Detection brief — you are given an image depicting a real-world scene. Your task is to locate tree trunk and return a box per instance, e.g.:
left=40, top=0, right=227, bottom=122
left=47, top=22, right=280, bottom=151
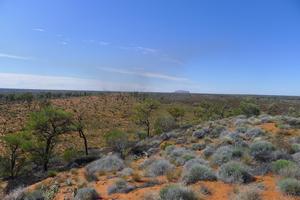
left=43, top=138, right=52, bottom=172
left=146, top=121, right=150, bottom=137
left=79, top=130, right=88, bottom=156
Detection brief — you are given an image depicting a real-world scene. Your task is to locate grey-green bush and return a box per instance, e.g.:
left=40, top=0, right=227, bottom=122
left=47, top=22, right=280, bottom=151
left=182, top=164, right=216, bottom=184
left=107, top=179, right=135, bottom=194
left=74, top=187, right=99, bottom=200
left=278, top=178, right=300, bottom=196
left=146, top=159, right=174, bottom=177
left=159, top=185, right=198, bottom=200
left=232, top=186, right=262, bottom=200
left=165, top=147, right=196, bottom=166
left=250, top=141, right=275, bottom=162
left=218, top=161, right=254, bottom=184
left=211, top=145, right=244, bottom=166
left=86, top=155, right=125, bottom=175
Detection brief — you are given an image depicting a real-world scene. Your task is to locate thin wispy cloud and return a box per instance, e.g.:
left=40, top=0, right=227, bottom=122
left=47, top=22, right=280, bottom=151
left=99, top=41, right=110, bottom=46
left=98, top=67, right=188, bottom=82
left=0, top=53, right=33, bottom=60
left=119, top=45, right=158, bottom=54
left=0, top=73, right=161, bottom=92
left=32, top=28, right=45, bottom=32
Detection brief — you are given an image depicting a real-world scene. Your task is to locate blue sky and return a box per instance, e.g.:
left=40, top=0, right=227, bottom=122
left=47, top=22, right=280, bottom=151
left=0, top=0, right=300, bottom=95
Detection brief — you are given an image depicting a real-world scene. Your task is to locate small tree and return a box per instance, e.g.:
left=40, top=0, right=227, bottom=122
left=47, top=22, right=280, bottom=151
left=72, top=108, right=89, bottom=156
left=239, top=101, right=260, bottom=117
left=133, top=99, right=159, bottom=137
left=27, top=106, right=72, bottom=171
left=167, top=105, right=185, bottom=124
left=0, top=131, right=29, bottom=178
left=104, top=130, right=130, bottom=158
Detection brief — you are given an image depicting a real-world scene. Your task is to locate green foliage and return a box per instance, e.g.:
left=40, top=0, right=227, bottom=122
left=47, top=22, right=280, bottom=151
left=272, top=160, right=296, bottom=174
left=63, top=148, right=83, bottom=163
left=167, top=105, right=185, bottom=123
left=154, top=115, right=177, bottom=134
left=194, top=101, right=235, bottom=121
left=278, top=178, right=300, bottom=196
left=26, top=105, right=73, bottom=171
left=104, top=130, right=130, bottom=158
left=267, top=103, right=281, bottom=116
left=239, top=100, right=260, bottom=117
left=0, top=131, right=31, bottom=178
left=133, top=98, right=159, bottom=137
left=47, top=170, right=58, bottom=177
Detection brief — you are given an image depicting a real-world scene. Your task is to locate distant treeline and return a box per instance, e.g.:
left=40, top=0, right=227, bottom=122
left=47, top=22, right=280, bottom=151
left=0, top=91, right=96, bottom=103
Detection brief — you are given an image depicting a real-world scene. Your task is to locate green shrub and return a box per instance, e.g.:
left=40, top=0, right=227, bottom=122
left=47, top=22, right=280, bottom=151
left=47, top=170, right=58, bottom=178
left=239, top=101, right=260, bottom=117
left=154, top=115, right=177, bottom=135
left=272, top=160, right=296, bottom=173
left=291, top=144, right=300, bottom=153
left=278, top=178, right=300, bottom=196
left=104, top=130, right=130, bottom=158
left=160, top=185, right=198, bottom=200
left=167, top=105, right=185, bottom=123
left=63, top=148, right=83, bottom=163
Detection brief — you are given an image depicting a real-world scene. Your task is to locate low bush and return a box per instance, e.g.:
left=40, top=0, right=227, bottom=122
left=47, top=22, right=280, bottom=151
left=4, top=187, right=25, bottom=200
left=182, top=164, right=217, bottom=184
left=117, top=168, right=134, bottom=177
left=192, top=128, right=209, bottom=139
left=154, top=115, right=177, bottom=134
left=291, top=144, right=300, bottom=153
left=278, top=178, right=300, bottom=196
left=63, top=148, right=83, bottom=163
left=250, top=141, right=275, bottom=162
left=239, top=101, right=260, bottom=117
left=143, top=192, right=160, bottom=200
left=272, top=159, right=297, bottom=174
left=292, top=152, right=300, bottom=164
left=104, top=130, right=131, bottom=158
left=165, top=147, right=196, bottom=166
left=211, top=146, right=245, bottom=166
left=86, top=155, right=125, bottom=175
left=146, top=159, right=174, bottom=177
left=210, top=125, right=226, bottom=138
left=244, top=128, right=264, bottom=139
left=183, top=158, right=208, bottom=170
left=232, top=186, right=262, bottom=200
left=107, top=179, right=135, bottom=194
left=22, top=190, right=44, bottom=200
left=74, top=187, right=99, bottom=200
left=203, top=146, right=215, bottom=158
left=159, top=185, right=198, bottom=200
left=191, top=143, right=206, bottom=151
left=218, top=161, right=254, bottom=184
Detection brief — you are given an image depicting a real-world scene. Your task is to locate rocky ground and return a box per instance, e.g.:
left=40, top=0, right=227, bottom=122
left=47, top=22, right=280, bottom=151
left=3, top=114, right=300, bottom=200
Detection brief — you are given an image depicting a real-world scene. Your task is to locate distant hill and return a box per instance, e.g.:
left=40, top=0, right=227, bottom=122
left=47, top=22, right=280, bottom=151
left=174, top=90, right=190, bottom=94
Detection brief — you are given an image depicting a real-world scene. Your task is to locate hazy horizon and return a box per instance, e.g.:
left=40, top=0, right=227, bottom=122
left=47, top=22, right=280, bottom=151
left=1, top=0, right=300, bottom=95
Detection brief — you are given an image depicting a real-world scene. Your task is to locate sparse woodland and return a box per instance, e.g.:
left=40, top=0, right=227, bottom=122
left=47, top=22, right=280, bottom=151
left=1, top=91, right=300, bottom=200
